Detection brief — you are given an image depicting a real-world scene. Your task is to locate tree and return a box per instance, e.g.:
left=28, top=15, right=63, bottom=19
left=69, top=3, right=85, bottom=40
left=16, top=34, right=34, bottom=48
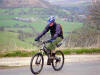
left=88, top=0, right=100, bottom=47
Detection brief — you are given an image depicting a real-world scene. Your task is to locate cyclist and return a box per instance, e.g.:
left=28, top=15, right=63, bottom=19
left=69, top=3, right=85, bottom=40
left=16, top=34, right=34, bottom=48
left=35, top=16, right=64, bottom=65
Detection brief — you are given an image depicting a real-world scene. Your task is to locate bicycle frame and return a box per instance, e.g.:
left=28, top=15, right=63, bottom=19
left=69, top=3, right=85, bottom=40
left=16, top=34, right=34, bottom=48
left=39, top=41, right=50, bottom=56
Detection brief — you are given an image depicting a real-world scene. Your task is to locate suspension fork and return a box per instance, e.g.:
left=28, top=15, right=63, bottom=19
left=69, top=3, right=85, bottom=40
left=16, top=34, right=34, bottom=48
left=35, top=52, right=42, bottom=64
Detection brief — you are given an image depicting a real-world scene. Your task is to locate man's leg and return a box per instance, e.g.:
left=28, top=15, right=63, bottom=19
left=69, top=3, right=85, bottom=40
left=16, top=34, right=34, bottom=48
left=46, top=43, right=54, bottom=65
left=47, top=37, right=62, bottom=57
left=46, top=37, right=62, bottom=65
left=51, top=37, right=62, bottom=57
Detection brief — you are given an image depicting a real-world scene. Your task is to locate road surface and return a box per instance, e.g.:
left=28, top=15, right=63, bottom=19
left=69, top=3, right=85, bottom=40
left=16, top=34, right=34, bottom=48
left=0, top=61, right=100, bottom=75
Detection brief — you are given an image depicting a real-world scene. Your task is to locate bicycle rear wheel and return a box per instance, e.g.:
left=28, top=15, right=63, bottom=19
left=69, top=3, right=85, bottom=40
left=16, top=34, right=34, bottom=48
left=52, top=50, right=64, bottom=71
left=30, top=53, right=44, bottom=74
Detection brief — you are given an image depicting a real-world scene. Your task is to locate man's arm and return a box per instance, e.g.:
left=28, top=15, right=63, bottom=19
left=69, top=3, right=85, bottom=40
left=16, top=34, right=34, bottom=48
left=35, top=25, right=49, bottom=41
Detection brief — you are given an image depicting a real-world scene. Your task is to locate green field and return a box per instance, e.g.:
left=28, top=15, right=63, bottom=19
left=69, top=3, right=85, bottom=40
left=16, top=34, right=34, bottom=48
left=0, top=31, right=36, bottom=51
left=0, top=16, right=83, bottom=33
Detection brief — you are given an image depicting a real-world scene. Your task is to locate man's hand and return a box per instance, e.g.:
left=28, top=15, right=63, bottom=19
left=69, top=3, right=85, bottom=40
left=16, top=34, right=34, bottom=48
left=47, top=39, right=54, bottom=43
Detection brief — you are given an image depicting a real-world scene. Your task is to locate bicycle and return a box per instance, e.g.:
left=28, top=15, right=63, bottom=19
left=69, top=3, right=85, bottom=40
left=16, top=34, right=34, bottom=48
left=30, top=40, right=64, bottom=74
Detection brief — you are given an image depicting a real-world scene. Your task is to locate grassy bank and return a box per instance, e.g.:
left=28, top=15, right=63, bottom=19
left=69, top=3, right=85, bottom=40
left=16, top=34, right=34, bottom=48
left=0, top=50, right=37, bottom=57
left=0, top=48, right=100, bottom=57
left=62, top=48, right=100, bottom=54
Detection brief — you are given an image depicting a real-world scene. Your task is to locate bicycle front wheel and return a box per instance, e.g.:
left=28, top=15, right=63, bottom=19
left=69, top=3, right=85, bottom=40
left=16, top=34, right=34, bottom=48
left=30, top=53, right=44, bottom=74
left=52, top=50, right=64, bottom=71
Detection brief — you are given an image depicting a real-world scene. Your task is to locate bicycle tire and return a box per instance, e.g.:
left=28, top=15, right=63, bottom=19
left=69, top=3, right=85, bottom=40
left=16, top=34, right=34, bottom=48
left=30, top=53, right=44, bottom=74
left=52, top=50, right=64, bottom=71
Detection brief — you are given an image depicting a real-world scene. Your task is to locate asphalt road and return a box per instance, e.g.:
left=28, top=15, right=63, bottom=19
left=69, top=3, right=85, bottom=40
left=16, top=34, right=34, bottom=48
left=0, top=61, right=100, bottom=75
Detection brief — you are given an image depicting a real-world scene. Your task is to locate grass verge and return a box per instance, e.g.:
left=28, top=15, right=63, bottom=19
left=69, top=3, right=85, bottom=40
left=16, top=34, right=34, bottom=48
left=0, top=50, right=38, bottom=57
left=0, top=48, right=100, bottom=57
left=62, top=48, right=100, bottom=54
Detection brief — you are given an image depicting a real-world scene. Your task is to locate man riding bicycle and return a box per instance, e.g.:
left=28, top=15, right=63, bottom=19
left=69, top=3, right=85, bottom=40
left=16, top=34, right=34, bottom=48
left=35, top=16, right=64, bottom=65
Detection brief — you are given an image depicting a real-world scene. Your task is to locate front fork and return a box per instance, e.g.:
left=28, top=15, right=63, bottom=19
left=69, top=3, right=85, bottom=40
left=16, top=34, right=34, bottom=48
left=35, top=53, right=41, bottom=64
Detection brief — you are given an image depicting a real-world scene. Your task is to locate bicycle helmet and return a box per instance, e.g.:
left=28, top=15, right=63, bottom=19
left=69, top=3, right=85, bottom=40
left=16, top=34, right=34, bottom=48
left=48, top=16, right=55, bottom=23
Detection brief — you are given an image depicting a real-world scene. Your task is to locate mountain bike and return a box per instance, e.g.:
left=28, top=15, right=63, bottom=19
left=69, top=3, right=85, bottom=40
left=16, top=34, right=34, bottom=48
left=30, top=41, right=64, bottom=74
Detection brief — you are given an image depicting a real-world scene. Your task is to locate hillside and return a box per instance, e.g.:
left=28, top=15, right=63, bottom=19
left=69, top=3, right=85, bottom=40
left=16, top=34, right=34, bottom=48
left=45, top=0, right=90, bottom=6
left=45, top=0, right=90, bottom=17
left=0, top=0, right=50, bottom=8
left=0, top=0, right=84, bottom=51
